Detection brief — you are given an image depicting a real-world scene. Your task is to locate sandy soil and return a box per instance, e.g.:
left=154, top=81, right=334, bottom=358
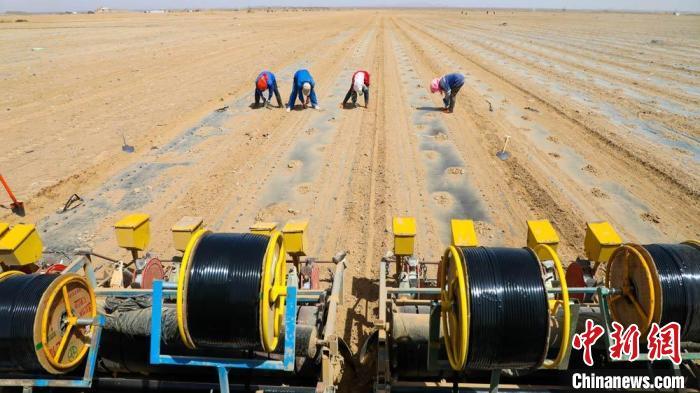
left=1, top=10, right=699, bottom=360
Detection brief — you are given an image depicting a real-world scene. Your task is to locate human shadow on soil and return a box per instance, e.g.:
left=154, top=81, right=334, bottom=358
left=248, top=103, right=277, bottom=110
left=339, top=276, right=379, bottom=392
left=416, top=106, right=445, bottom=112
left=341, top=103, right=364, bottom=110
left=288, top=104, right=316, bottom=111
left=342, top=276, right=378, bottom=348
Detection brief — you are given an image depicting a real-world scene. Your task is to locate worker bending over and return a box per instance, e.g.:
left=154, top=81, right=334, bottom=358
left=287, top=69, right=319, bottom=111
left=430, top=73, right=465, bottom=113
left=341, top=70, right=370, bottom=108
left=254, top=70, right=283, bottom=108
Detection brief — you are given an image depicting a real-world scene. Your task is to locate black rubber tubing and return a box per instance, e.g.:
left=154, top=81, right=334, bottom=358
left=0, top=273, right=59, bottom=371
left=461, top=247, right=550, bottom=370
left=185, top=233, right=270, bottom=349
left=644, top=243, right=700, bottom=341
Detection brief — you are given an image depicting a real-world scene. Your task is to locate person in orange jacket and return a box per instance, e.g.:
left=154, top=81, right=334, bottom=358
left=254, top=71, right=283, bottom=108
left=341, top=70, right=370, bottom=108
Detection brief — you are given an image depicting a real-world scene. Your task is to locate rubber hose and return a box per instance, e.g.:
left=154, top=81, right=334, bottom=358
left=462, top=247, right=549, bottom=370
left=0, top=274, right=59, bottom=371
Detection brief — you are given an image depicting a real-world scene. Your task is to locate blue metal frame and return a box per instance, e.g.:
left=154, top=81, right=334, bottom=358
left=149, top=280, right=298, bottom=392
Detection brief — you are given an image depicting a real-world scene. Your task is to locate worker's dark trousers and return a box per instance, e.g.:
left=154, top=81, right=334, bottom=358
left=342, top=86, right=369, bottom=107
left=445, top=83, right=463, bottom=113
left=255, top=87, right=283, bottom=107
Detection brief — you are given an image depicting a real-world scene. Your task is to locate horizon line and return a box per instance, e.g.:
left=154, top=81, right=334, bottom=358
left=2, top=6, right=698, bottom=14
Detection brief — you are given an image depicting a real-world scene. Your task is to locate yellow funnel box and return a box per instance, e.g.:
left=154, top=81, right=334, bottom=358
left=451, top=219, right=478, bottom=247
left=0, top=224, right=43, bottom=266
left=250, top=222, right=278, bottom=236
left=172, top=216, right=204, bottom=252
left=585, top=221, right=622, bottom=263
left=527, top=220, right=559, bottom=252
left=282, top=220, right=308, bottom=256
left=393, top=217, right=416, bottom=256
left=114, top=213, right=151, bottom=251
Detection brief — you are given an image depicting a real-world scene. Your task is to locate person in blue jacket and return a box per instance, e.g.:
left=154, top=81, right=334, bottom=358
left=430, top=73, right=465, bottom=113
left=287, top=69, right=319, bottom=111
left=254, top=71, right=283, bottom=108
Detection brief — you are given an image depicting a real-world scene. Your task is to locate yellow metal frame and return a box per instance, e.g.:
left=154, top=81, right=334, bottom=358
left=439, top=246, right=469, bottom=370
left=40, top=274, right=96, bottom=371
left=534, top=244, right=570, bottom=369
left=176, top=228, right=209, bottom=349
left=259, top=231, right=287, bottom=352
left=605, top=244, right=656, bottom=335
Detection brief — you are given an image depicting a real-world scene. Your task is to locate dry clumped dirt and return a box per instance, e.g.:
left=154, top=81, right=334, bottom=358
left=1, top=10, right=699, bottom=370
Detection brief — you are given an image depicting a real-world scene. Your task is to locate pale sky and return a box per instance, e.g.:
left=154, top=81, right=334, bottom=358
left=1, top=0, right=698, bottom=13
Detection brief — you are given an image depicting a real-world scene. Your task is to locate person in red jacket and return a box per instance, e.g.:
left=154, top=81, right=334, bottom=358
left=341, top=70, right=370, bottom=108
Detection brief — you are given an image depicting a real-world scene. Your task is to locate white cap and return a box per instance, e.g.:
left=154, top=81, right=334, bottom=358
left=302, top=82, right=311, bottom=96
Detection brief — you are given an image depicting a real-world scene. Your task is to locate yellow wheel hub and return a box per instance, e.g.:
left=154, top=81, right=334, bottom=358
left=176, top=228, right=209, bottom=349
left=439, top=246, right=469, bottom=370
left=534, top=244, right=570, bottom=369
left=259, top=231, right=287, bottom=352
left=606, top=244, right=658, bottom=336
left=35, top=273, right=96, bottom=374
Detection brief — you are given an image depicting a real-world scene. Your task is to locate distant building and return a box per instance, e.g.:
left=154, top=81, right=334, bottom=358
left=145, top=9, right=166, bottom=14
left=95, top=7, right=112, bottom=13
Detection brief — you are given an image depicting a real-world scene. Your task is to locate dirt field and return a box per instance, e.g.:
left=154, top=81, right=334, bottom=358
left=1, top=9, right=699, bottom=353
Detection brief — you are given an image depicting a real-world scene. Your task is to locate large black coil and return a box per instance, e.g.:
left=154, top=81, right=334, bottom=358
left=644, top=243, right=700, bottom=341
left=0, top=273, right=59, bottom=371
left=185, top=232, right=269, bottom=349
left=461, top=247, right=550, bottom=370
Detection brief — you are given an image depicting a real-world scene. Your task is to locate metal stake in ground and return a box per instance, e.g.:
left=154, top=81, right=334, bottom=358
left=121, top=134, right=135, bottom=153
left=496, top=135, right=511, bottom=160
